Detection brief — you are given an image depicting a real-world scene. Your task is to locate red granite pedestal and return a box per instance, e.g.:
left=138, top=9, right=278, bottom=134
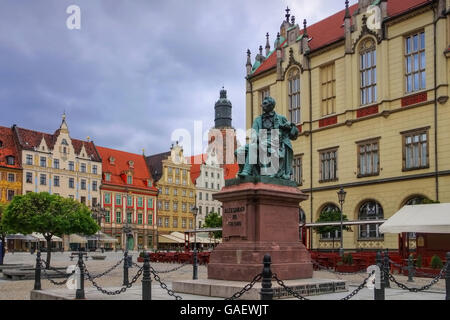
left=208, top=180, right=313, bottom=282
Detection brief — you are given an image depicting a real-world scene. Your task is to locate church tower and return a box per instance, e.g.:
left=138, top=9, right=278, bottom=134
left=208, top=88, right=238, bottom=166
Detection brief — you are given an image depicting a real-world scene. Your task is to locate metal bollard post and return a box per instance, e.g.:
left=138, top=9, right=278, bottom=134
left=383, top=249, right=390, bottom=288
left=407, top=254, right=415, bottom=282
left=75, top=251, right=85, bottom=299
left=260, top=254, right=273, bottom=300
left=445, top=252, right=450, bottom=301
left=123, top=251, right=129, bottom=286
left=142, top=252, right=151, bottom=300
left=193, top=247, right=198, bottom=280
left=34, top=250, right=42, bottom=290
left=374, top=251, right=385, bottom=301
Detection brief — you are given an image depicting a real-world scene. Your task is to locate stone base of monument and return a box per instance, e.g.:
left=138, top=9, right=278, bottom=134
left=172, top=278, right=348, bottom=300
left=208, top=178, right=313, bottom=281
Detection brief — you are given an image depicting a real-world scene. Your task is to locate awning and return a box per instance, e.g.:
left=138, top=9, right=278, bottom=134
left=5, top=234, right=37, bottom=241
left=379, top=204, right=450, bottom=234
left=31, top=233, right=63, bottom=242
left=69, top=234, right=88, bottom=244
left=85, top=232, right=119, bottom=243
left=158, top=234, right=185, bottom=244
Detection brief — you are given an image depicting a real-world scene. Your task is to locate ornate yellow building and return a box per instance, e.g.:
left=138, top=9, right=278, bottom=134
left=245, top=0, right=450, bottom=251
left=146, top=142, right=196, bottom=237
left=0, top=126, right=22, bottom=204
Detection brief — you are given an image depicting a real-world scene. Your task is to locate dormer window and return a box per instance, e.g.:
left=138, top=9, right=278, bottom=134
left=127, top=176, right=133, bottom=184
left=0, top=140, right=3, bottom=148
left=147, top=180, right=152, bottom=187
left=128, top=161, right=134, bottom=168
left=105, top=173, right=111, bottom=182
left=109, top=157, right=115, bottom=164
left=6, top=156, right=15, bottom=165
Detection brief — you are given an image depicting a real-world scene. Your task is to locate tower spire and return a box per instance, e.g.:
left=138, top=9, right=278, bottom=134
left=285, top=6, right=291, bottom=22
left=265, top=33, right=271, bottom=56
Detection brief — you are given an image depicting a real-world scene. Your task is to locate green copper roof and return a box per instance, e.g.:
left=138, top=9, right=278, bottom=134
left=296, top=34, right=304, bottom=42
left=251, top=60, right=261, bottom=73
left=287, top=25, right=298, bottom=32
left=372, top=0, right=381, bottom=5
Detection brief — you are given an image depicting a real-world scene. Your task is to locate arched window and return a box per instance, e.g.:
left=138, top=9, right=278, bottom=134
left=6, top=156, right=15, bottom=165
left=360, top=38, right=377, bottom=105
left=319, top=203, right=341, bottom=240
left=358, top=200, right=383, bottom=239
left=404, top=196, right=429, bottom=206
left=288, top=68, right=301, bottom=124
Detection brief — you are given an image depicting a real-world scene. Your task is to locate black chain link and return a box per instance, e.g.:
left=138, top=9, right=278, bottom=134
left=40, top=261, right=75, bottom=286
left=83, top=262, right=144, bottom=296
left=225, top=273, right=263, bottom=300
left=272, top=274, right=310, bottom=300
left=87, top=258, right=124, bottom=279
left=272, top=271, right=375, bottom=301
left=382, top=262, right=448, bottom=292
left=340, top=271, right=375, bottom=300
left=149, top=266, right=183, bottom=300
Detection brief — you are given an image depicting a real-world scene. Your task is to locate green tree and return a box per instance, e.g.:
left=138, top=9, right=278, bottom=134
left=313, top=209, right=351, bottom=253
left=204, top=211, right=222, bottom=239
left=0, top=203, right=7, bottom=264
left=2, top=192, right=99, bottom=268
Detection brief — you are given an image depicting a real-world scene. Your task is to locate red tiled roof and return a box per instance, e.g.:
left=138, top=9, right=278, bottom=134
left=13, top=126, right=101, bottom=162
left=224, top=163, right=239, bottom=180
left=251, top=0, right=431, bottom=77
left=97, top=146, right=157, bottom=192
left=0, top=126, right=21, bottom=169
left=186, top=154, right=207, bottom=185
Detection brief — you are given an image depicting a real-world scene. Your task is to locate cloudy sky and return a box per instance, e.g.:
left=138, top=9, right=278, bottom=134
left=0, top=0, right=357, bottom=156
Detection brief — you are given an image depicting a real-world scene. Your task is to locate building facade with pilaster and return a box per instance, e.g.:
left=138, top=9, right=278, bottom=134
left=97, top=146, right=158, bottom=251
left=0, top=126, right=22, bottom=205
left=146, top=142, right=196, bottom=237
left=245, top=0, right=450, bottom=252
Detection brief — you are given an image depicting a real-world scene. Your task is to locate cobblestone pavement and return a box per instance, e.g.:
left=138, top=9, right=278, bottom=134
left=0, top=252, right=446, bottom=300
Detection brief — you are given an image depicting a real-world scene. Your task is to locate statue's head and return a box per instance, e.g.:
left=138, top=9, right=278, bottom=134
left=261, top=96, right=276, bottom=113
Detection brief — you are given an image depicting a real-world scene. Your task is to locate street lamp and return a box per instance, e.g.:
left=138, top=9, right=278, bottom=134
left=337, top=187, right=347, bottom=257
left=191, top=205, right=199, bottom=280
left=91, top=203, right=107, bottom=252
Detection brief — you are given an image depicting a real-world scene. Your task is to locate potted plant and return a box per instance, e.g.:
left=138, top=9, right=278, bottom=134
left=415, top=255, right=444, bottom=278
left=335, top=253, right=361, bottom=273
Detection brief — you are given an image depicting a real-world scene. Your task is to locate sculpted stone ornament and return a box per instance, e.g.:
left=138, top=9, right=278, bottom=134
left=236, top=96, right=299, bottom=181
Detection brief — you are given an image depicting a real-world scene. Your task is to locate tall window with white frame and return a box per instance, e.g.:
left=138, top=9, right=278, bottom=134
left=288, top=68, right=301, bottom=124
left=402, top=128, right=429, bottom=170
left=405, top=31, right=425, bottom=93
left=360, top=38, right=377, bottom=105
left=320, top=63, right=336, bottom=116
left=292, top=155, right=302, bottom=185
left=319, top=148, right=338, bottom=182
left=357, top=139, right=380, bottom=177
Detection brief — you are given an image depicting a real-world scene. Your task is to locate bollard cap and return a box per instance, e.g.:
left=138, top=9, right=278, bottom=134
left=263, top=254, right=271, bottom=264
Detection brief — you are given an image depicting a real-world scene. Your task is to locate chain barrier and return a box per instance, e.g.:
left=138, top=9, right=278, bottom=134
left=312, top=260, right=367, bottom=275
left=383, top=262, right=448, bottom=293
left=83, top=262, right=144, bottom=296
left=153, top=262, right=191, bottom=274
left=87, top=258, right=124, bottom=279
left=225, top=273, right=263, bottom=301
left=272, top=271, right=375, bottom=301
left=272, top=274, right=310, bottom=300
left=388, top=259, right=447, bottom=277
left=340, top=271, right=375, bottom=300
left=149, top=266, right=183, bottom=300
left=39, top=261, right=75, bottom=286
